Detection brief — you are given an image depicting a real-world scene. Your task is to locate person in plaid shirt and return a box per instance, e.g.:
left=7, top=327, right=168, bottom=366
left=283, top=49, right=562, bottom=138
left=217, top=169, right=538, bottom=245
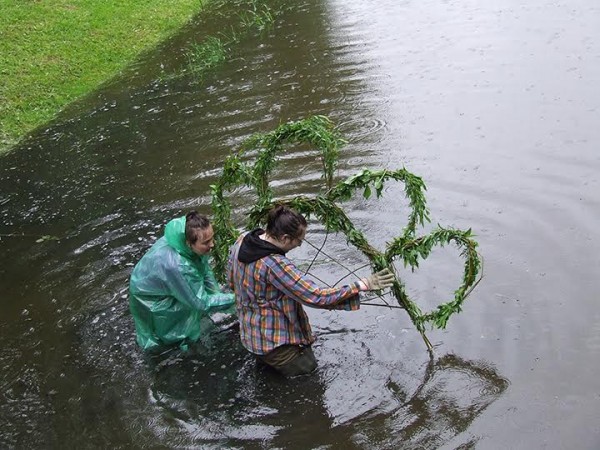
left=227, top=205, right=395, bottom=377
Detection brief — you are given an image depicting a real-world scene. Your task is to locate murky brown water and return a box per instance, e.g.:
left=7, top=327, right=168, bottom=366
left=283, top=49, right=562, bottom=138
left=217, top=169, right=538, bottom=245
left=2, top=0, right=599, bottom=448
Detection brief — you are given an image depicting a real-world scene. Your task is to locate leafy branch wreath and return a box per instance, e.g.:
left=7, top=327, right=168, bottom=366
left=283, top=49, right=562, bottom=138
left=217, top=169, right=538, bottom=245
left=210, top=115, right=482, bottom=351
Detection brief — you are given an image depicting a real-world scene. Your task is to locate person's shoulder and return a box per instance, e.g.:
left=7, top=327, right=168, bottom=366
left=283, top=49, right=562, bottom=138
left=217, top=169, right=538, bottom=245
left=149, top=237, right=174, bottom=253
left=263, top=253, right=293, bottom=270
left=145, top=239, right=181, bottom=264
left=130, top=238, right=178, bottom=280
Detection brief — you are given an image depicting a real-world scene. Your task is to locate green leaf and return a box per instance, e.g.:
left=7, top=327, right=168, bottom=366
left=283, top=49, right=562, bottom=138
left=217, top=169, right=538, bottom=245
left=363, top=185, right=371, bottom=199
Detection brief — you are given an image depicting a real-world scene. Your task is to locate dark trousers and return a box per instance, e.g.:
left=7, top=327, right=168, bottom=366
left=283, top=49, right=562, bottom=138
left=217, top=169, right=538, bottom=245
left=257, top=345, right=317, bottom=377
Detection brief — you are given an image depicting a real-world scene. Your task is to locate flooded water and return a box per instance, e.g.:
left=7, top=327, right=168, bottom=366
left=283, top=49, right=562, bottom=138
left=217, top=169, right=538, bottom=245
left=1, top=0, right=599, bottom=448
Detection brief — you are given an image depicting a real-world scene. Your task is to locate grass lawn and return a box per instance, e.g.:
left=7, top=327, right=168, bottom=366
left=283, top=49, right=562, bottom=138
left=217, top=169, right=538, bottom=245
left=0, top=0, right=206, bottom=152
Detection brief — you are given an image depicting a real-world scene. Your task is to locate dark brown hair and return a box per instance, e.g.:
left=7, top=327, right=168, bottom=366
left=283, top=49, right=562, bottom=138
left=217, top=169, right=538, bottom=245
left=185, top=211, right=211, bottom=244
left=266, top=205, right=307, bottom=240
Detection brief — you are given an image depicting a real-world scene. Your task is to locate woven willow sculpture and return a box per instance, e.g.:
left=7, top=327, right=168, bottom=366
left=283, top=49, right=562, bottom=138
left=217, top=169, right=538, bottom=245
left=210, top=116, right=482, bottom=351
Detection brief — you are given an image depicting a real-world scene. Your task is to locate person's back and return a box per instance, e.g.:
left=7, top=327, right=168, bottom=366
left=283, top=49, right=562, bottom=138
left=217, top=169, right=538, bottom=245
left=129, top=212, right=234, bottom=351
left=227, top=205, right=395, bottom=376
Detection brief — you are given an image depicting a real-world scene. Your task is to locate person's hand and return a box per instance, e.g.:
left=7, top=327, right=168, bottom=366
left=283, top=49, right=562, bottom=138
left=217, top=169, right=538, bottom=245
left=361, top=268, right=396, bottom=291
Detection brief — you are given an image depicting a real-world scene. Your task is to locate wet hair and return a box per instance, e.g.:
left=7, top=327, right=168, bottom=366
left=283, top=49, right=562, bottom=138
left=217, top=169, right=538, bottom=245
left=265, top=205, right=307, bottom=240
left=185, top=211, right=211, bottom=244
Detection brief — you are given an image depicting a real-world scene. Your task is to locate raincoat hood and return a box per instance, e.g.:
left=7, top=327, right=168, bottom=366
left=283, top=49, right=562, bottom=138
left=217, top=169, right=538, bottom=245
left=164, top=216, right=196, bottom=259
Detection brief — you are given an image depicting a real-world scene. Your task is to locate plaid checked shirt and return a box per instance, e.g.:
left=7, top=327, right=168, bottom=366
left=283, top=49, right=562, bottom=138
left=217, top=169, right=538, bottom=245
left=228, top=233, right=361, bottom=355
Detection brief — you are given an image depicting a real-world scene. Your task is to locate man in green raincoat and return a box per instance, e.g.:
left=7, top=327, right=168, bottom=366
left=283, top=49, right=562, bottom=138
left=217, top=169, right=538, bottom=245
left=129, top=211, right=235, bottom=351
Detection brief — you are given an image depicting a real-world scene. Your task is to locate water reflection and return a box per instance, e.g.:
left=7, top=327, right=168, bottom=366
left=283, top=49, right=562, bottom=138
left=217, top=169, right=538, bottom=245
left=0, top=0, right=540, bottom=446
left=345, top=354, right=509, bottom=449
left=136, top=332, right=508, bottom=448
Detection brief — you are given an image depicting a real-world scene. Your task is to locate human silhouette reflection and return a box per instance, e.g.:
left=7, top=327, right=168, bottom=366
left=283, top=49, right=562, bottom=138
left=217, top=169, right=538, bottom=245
left=147, top=325, right=508, bottom=449
left=336, top=353, right=510, bottom=448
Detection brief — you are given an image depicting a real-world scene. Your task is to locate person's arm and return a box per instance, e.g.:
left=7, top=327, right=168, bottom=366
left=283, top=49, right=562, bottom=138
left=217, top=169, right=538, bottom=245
left=266, top=256, right=361, bottom=311
left=164, top=257, right=234, bottom=311
left=203, top=262, right=221, bottom=295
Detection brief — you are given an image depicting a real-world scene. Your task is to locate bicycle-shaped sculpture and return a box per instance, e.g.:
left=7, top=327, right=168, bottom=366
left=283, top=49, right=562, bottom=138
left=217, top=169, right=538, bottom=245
left=210, top=115, right=482, bottom=351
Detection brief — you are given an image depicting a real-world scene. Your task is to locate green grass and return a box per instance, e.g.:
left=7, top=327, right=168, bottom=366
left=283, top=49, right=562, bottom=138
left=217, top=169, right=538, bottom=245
left=181, top=0, right=278, bottom=81
left=0, top=0, right=207, bottom=152
left=186, top=36, right=228, bottom=78
left=239, top=4, right=275, bottom=32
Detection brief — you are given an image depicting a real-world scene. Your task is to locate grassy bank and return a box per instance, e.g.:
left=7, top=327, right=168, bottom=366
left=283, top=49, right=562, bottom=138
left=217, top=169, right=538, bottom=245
left=0, top=0, right=206, bottom=152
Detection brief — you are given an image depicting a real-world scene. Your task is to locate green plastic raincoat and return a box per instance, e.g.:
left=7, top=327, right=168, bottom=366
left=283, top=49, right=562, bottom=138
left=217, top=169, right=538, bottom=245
left=129, top=216, right=234, bottom=351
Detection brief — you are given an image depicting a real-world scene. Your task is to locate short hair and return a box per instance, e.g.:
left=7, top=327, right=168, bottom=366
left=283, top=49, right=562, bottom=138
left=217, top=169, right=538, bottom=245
left=266, top=205, right=307, bottom=240
left=185, top=211, right=211, bottom=244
